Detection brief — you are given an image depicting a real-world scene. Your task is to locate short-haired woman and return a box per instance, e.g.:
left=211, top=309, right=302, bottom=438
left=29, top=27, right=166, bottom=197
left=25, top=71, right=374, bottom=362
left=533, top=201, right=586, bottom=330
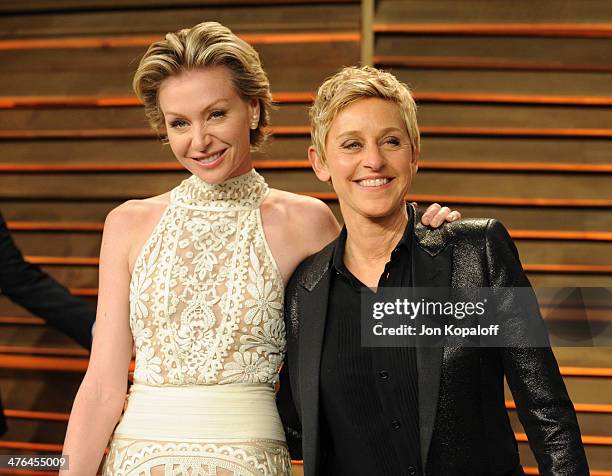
left=282, top=66, right=588, bottom=476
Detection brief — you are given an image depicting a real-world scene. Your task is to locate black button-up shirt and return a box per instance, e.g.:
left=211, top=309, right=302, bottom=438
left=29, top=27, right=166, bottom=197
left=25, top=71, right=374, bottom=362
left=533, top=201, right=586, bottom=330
left=319, top=207, right=422, bottom=476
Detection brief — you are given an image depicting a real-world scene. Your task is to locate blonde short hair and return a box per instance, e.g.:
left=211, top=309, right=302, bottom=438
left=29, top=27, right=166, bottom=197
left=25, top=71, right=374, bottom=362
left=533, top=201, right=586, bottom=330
left=310, top=66, right=420, bottom=162
left=133, top=21, right=272, bottom=149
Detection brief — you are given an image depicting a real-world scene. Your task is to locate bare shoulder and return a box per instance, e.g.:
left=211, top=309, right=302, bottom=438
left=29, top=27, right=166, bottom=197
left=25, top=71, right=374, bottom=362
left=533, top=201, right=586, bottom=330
left=265, top=189, right=336, bottom=225
left=103, top=193, right=171, bottom=270
left=105, top=193, right=169, bottom=233
left=265, top=189, right=340, bottom=252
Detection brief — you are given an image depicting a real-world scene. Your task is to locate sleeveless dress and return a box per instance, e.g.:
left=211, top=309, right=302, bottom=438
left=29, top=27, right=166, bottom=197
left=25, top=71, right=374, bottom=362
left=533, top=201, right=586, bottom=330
left=102, top=170, right=291, bottom=476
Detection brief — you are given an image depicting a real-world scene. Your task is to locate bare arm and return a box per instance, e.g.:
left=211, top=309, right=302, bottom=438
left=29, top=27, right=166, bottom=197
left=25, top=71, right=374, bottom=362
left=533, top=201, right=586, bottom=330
left=61, top=206, right=135, bottom=474
left=300, top=199, right=341, bottom=256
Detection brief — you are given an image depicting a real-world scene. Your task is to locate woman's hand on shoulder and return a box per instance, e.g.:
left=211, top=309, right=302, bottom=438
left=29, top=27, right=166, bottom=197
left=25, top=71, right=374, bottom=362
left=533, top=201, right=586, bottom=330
left=420, top=203, right=462, bottom=228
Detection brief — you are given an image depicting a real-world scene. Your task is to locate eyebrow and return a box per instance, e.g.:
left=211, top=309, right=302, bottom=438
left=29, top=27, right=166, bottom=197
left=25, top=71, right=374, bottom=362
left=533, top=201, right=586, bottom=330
left=335, top=130, right=361, bottom=141
left=334, top=126, right=405, bottom=140
left=379, top=127, right=404, bottom=135
left=164, top=98, right=230, bottom=118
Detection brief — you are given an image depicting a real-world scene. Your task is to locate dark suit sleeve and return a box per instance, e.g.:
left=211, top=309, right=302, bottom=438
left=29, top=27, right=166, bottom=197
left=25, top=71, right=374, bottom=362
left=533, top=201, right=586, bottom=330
left=277, top=360, right=303, bottom=459
left=485, top=219, right=588, bottom=475
left=276, top=268, right=303, bottom=459
left=0, top=213, right=95, bottom=349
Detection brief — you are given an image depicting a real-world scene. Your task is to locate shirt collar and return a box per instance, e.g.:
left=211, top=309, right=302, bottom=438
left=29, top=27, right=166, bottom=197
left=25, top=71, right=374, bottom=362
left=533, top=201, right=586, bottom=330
left=331, top=203, right=414, bottom=275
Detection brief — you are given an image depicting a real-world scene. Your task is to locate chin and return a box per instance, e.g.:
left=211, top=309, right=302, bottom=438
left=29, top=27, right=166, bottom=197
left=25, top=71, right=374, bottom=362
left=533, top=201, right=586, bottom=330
left=187, top=164, right=233, bottom=185
left=356, top=197, right=406, bottom=219
left=363, top=209, right=397, bottom=220
left=343, top=202, right=398, bottom=221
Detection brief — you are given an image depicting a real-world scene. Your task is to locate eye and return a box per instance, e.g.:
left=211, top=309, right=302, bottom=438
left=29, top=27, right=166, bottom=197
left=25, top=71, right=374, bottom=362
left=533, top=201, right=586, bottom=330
left=383, top=137, right=401, bottom=147
left=209, top=110, right=226, bottom=119
left=342, top=141, right=362, bottom=150
left=169, top=119, right=188, bottom=129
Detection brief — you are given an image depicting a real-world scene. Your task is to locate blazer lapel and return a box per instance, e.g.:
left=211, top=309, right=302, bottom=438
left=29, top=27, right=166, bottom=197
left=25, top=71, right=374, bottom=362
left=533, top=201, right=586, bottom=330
left=412, top=241, right=453, bottom=472
left=297, top=247, right=333, bottom=476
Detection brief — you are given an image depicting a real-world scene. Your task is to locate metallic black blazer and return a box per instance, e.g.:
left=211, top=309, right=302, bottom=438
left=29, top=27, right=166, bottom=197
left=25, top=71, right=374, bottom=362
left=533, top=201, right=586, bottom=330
left=280, top=205, right=588, bottom=476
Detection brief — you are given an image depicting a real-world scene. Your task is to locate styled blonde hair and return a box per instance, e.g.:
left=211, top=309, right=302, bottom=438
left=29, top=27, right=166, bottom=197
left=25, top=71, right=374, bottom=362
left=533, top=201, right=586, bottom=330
left=133, top=21, right=272, bottom=149
left=310, top=66, right=420, bottom=162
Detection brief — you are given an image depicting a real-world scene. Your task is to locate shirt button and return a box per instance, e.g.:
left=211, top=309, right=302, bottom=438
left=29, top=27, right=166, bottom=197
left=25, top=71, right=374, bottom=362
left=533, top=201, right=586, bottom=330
left=391, top=420, right=401, bottom=430
left=408, top=465, right=417, bottom=476
left=378, top=370, right=389, bottom=380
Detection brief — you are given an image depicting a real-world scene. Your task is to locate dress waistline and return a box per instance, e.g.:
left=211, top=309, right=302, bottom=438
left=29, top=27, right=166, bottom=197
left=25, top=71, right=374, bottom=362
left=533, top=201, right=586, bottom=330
left=114, top=383, right=286, bottom=442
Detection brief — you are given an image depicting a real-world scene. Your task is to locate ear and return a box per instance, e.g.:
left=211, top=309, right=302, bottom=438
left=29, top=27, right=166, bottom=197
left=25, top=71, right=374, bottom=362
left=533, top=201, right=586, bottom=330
left=411, top=147, right=419, bottom=175
left=159, top=123, right=169, bottom=145
left=308, top=146, right=331, bottom=183
left=249, top=99, right=260, bottom=122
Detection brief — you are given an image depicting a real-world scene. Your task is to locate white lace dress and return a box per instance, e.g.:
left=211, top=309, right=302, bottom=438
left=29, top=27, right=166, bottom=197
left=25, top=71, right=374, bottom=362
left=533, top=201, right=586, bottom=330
left=102, top=170, right=291, bottom=476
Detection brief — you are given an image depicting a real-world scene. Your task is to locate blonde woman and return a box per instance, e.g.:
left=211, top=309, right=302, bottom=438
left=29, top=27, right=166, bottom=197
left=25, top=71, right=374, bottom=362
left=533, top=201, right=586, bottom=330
left=61, top=23, right=459, bottom=475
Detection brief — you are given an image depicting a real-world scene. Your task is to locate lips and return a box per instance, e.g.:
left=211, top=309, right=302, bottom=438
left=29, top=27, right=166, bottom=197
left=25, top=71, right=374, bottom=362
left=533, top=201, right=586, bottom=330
left=355, top=177, right=392, bottom=188
left=190, top=149, right=227, bottom=169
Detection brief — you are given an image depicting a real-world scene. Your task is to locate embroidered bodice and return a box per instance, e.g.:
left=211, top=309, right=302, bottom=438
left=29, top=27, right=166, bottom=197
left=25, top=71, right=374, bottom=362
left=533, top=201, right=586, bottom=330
left=129, top=170, right=285, bottom=386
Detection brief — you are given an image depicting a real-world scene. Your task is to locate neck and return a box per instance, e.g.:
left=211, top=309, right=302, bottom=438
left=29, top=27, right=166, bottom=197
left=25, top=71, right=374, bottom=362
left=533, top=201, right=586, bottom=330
left=343, top=204, right=409, bottom=268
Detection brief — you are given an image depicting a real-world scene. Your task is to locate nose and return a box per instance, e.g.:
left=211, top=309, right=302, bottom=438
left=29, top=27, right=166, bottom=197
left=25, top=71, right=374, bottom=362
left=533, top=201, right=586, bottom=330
left=362, top=144, right=385, bottom=170
left=191, top=123, right=212, bottom=151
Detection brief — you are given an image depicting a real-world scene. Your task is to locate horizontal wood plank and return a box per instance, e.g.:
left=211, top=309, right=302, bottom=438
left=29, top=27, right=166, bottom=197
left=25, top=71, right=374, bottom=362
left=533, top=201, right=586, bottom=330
left=506, top=401, right=612, bottom=414
left=0, top=4, right=360, bottom=38
left=393, top=69, right=612, bottom=97
left=376, top=0, right=612, bottom=25
left=2, top=126, right=612, bottom=140
left=4, top=409, right=69, bottom=423
left=0, top=32, right=360, bottom=51
left=0, top=0, right=359, bottom=14
left=375, top=55, right=612, bottom=73
left=3, top=92, right=612, bottom=108
left=2, top=160, right=611, bottom=174
left=0, top=346, right=87, bottom=356
left=373, top=23, right=612, bottom=38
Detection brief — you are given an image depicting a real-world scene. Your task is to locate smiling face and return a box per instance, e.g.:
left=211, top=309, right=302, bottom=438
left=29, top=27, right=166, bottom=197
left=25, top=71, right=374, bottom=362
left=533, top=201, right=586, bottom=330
left=309, top=97, right=418, bottom=222
left=158, top=66, right=259, bottom=184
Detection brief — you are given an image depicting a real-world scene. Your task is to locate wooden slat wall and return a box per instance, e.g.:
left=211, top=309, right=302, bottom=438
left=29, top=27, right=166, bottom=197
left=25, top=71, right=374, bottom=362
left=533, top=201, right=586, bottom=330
left=0, top=0, right=610, bottom=474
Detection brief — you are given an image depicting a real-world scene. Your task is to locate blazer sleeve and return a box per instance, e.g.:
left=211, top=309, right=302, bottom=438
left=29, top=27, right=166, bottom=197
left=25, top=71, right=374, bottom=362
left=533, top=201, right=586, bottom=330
left=0, top=213, right=96, bottom=349
left=276, top=269, right=303, bottom=459
left=485, top=219, right=589, bottom=475
left=277, top=360, right=303, bottom=459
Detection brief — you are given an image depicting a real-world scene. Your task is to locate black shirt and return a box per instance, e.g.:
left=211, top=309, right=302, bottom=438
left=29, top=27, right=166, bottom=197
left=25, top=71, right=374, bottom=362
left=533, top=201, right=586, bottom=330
left=319, top=207, right=421, bottom=476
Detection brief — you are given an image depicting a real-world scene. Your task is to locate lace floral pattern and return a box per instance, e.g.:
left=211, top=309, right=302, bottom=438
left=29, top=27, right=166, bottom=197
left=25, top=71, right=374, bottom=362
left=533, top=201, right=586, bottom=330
left=129, top=170, right=285, bottom=386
